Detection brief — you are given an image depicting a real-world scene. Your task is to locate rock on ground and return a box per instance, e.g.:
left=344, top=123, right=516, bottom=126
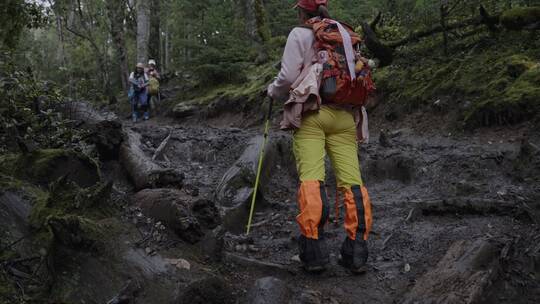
left=173, top=102, right=198, bottom=118
left=132, top=188, right=220, bottom=243
left=85, top=120, right=125, bottom=160
left=14, top=149, right=100, bottom=187
left=246, top=276, right=291, bottom=304
left=0, top=191, right=32, bottom=254
left=402, top=239, right=501, bottom=304
left=175, top=277, right=234, bottom=304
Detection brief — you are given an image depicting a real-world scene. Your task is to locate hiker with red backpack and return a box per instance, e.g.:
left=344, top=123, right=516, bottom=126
left=267, top=0, right=375, bottom=273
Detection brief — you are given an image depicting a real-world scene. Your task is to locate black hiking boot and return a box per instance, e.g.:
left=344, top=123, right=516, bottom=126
left=339, top=237, right=368, bottom=274
left=298, top=235, right=329, bottom=273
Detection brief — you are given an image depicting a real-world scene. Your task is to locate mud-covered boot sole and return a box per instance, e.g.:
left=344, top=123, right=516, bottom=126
left=303, top=264, right=327, bottom=273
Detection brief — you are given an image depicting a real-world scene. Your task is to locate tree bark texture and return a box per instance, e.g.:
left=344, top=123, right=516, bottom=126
left=106, top=0, right=129, bottom=92
left=136, top=0, right=151, bottom=64
left=244, top=0, right=270, bottom=63
left=149, top=0, right=161, bottom=63
left=440, top=1, right=449, bottom=55
left=243, top=0, right=258, bottom=43
left=361, top=22, right=394, bottom=67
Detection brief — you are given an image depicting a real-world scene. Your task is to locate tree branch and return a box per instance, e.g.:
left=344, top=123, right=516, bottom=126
left=369, top=11, right=382, bottom=32
left=361, top=22, right=394, bottom=67
left=479, top=5, right=500, bottom=32
left=387, top=16, right=482, bottom=48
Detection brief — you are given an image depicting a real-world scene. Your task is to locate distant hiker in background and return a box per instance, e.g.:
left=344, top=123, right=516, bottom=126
left=128, top=62, right=149, bottom=122
left=147, top=59, right=160, bottom=80
left=146, top=59, right=161, bottom=115
left=267, top=0, right=375, bottom=273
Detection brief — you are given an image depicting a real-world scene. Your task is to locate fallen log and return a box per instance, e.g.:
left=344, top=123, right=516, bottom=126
left=402, top=239, right=500, bottom=304
left=60, top=101, right=124, bottom=160
left=120, top=129, right=184, bottom=190
left=152, top=129, right=172, bottom=161
left=60, top=101, right=117, bottom=124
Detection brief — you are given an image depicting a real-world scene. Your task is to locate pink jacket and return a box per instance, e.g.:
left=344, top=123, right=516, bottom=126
left=267, top=27, right=369, bottom=143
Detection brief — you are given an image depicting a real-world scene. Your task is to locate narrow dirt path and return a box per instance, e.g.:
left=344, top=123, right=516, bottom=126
left=120, top=113, right=539, bottom=303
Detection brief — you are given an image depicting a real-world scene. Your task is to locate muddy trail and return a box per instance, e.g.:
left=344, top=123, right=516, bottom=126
left=110, top=105, right=539, bottom=303
left=2, top=99, right=539, bottom=304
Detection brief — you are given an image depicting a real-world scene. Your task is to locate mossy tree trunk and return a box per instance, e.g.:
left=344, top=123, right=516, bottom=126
left=440, top=1, right=449, bottom=56
left=148, top=0, right=161, bottom=64
left=243, top=0, right=270, bottom=64
left=500, top=6, right=540, bottom=30
left=136, top=0, right=150, bottom=64
left=106, top=0, right=129, bottom=92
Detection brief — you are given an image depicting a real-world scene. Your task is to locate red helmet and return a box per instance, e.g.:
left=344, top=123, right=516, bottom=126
left=294, top=0, right=328, bottom=12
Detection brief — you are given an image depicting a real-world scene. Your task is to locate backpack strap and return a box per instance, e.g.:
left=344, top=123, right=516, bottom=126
left=296, top=24, right=313, bottom=30
left=326, top=19, right=357, bottom=81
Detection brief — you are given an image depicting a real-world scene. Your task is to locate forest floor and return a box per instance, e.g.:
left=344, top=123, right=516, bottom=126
left=101, top=100, right=540, bottom=303
left=2, top=90, right=539, bottom=303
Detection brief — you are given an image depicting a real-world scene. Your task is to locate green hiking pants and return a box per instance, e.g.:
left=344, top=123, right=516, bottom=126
left=293, top=105, right=363, bottom=188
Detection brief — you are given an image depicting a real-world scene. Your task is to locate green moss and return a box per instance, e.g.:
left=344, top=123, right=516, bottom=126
left=0, top=150, right=71, bottom=178
left=254, top=0, right=271, bottom=43
left=29, top=178, right=112, bottom=229
left=0, top=273, right=18, bottom=304
left=29, top=183, right=112, bottom=253
left=0, top=154, right=18, bottom=176
left=0, top=173, right=23, bottom=191
left=501, top=7, right=540, bottom=30
left=47, top=214, right=106, bottom=251
left=463, top=60, right=540, bottom=126
left=25, top=149, right=67, bottom=178
left=0, top=149, right=101, bottom=188
left=20, top=149, right=93, bottom=180
left=374, top=31, right=540, bottom=128
left=176, top=60, right=276, bottom=111
left=505, top=64, right=540, bottom=102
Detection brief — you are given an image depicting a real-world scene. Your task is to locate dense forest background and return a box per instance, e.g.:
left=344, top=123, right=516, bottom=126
left=1, top=0, right=539, bottom=133
left=0, top=1, right=535, bottom=93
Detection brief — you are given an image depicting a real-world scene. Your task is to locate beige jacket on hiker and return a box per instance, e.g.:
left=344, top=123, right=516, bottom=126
left=267, top=27, right=369, bottom=143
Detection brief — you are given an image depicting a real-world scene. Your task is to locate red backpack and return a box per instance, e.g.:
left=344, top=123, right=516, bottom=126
left=305, top=18, right=375, bottom=106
